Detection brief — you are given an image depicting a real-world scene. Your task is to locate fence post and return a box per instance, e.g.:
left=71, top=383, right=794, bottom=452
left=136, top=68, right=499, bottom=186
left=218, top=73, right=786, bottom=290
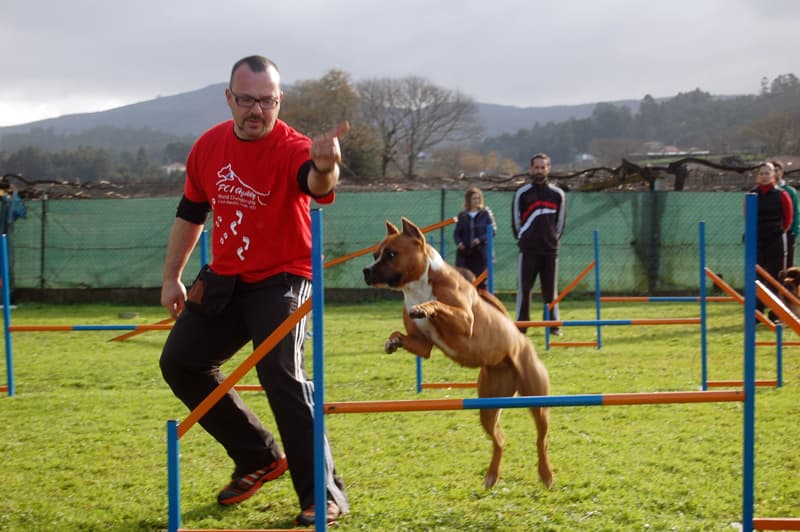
left=39, top=195, right=47, bottom=289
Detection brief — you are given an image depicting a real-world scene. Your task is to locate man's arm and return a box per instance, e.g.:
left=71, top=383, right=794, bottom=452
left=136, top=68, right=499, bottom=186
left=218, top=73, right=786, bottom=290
left=556, top=188, right=567, bottom=238
left=307, top=121, right=350, bottom=196
left=781, top=189, right=794, bottom=233
left=161, top=218, right=204, bottom=318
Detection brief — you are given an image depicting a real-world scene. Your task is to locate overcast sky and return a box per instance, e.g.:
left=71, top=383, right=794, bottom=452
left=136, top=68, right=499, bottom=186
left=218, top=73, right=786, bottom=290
left=1, top=0, right=798, bottom=127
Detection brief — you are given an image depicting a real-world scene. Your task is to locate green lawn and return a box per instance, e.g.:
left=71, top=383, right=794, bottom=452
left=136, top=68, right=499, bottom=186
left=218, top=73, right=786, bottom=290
left=0, top=299, right=797, bottom=531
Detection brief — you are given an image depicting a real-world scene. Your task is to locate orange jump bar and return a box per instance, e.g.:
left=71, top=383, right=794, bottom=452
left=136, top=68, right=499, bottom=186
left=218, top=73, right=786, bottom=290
left=752, top=517, right=800, bottom=530
left=706, top=380, right=777, bottom=388
left=324, top=390, right=743, bottom=414
left=9, top=324, right=174, bottom=332
left=323, top=217, right=456, bottom=268
left=705, top=268, right=776, bottom=331
left=421, top=382, right=477, bottom=389
left=517, top=318, right=700, bottom=328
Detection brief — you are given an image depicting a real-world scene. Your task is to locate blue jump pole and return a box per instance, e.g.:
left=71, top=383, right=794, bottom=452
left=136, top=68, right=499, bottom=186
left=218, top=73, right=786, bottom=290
left=486, top=228, right=494, bottom=294
left=742, top=193, right=756, bottom=531
left=593, top=230, right=602, bottom=349
left=700, top=221, right=708, bottom=391
left=166, top=419, right=181, bottom=532
left=200, top=228, right=209, bottom=267
left=776, top=324, right=783, bottom=388
left=1, top=234, right=14, bottom=396
left=311, top=208, right=328, bottom=532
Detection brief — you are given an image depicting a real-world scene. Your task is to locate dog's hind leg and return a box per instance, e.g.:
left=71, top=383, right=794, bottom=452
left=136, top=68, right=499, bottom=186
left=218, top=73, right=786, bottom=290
left=510, top=346, right=554, bottom=488
left=477, top=363, right=517, bottom=488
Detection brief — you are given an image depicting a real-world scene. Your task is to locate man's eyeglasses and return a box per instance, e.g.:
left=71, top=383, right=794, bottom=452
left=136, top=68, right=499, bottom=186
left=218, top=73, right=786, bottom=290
left=230, top=91, right=280, bottom=110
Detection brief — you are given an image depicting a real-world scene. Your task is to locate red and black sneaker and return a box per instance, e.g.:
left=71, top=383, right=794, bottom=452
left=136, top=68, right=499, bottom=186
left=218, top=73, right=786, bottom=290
left=216, top=455, right=288, bottom=506
left=294, top=500, right=342, bottom=527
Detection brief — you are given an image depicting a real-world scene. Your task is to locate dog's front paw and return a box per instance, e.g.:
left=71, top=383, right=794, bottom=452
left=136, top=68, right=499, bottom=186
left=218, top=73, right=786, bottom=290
left=385, top=335, right=402, bottom=354
left=409, top=304, right=432, bottom=319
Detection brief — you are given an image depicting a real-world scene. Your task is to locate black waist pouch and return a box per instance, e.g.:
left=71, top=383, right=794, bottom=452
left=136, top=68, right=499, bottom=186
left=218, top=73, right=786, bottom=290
left=185, top=265, right=237, bottom=317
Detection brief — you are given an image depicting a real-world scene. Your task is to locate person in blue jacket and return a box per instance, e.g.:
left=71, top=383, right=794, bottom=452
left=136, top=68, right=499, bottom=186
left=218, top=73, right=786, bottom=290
left=454, top=186, right=496, bottom=289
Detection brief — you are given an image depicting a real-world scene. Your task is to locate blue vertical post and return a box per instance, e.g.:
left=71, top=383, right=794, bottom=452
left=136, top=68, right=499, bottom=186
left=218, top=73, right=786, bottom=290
left=543, top=303, right=551, bottom=350
left=416, top=357, right=423, bottom=394
left=440, top=187, right=447, bottom=258
left=742, top=193, right=756, bottom=532
left=200, top=229, right=209, bottom=267
left=311, top=209, right=327, bottom=532
left=166, top=420, right=181, bottom=532
left=593, top=230, right=602, bottom=349
left=699, top=222, right=708, bottom=390
left=1, top=234, right=14, bottom=396
left=775, top=324, right=783, bottom=388
left=486, top=228, right=494, bottom=294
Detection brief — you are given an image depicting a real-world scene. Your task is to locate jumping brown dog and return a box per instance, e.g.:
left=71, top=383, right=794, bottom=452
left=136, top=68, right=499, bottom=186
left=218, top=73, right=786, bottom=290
left=362, top=217, right=553, bottom=489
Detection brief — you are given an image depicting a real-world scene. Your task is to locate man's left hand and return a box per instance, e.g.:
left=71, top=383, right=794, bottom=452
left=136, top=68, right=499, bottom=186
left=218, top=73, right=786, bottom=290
left=310, top=121, right=350, bottom=172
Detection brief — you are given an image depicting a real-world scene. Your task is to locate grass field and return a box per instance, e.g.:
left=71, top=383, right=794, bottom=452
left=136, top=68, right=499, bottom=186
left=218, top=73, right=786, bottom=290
left=0, top=299, right=798, bottom=531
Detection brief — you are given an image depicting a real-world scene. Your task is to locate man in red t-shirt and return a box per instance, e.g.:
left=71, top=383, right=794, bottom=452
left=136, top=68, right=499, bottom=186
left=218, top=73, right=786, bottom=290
left=159, top=55, right=348, bottom=526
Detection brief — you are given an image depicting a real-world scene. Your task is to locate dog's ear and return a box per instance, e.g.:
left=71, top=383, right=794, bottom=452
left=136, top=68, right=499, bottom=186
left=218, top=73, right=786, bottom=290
left=386, top=220, right=400, bottom=235
left=400, top=217, right=425, bottom=242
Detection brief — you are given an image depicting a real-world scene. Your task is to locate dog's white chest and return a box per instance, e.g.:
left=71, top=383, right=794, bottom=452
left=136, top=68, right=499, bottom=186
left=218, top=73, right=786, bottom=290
left=402, top=279, right=460, bottom=358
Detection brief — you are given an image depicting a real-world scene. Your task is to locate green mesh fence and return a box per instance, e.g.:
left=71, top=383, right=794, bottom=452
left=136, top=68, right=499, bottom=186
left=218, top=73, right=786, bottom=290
left=9, top=191, right=747, bottom=294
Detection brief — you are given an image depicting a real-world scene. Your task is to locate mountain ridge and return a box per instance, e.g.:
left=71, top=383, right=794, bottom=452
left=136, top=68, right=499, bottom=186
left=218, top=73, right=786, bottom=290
left=0, top=83, right=646, bottom=143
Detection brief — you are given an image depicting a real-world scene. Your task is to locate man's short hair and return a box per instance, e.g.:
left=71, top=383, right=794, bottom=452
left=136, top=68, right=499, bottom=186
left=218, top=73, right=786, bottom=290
left=530, top=153, right=551, bottom=166
left=772, top=159, right=784, bottom=171
left=230, top=55, right=279, bottom=85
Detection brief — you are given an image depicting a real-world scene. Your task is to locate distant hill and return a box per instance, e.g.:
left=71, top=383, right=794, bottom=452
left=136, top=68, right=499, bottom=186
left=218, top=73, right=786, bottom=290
left=476, top=100, right=641, bottom=138
left=0, top=83, right=231, bottom=140
left=0, top=83, right=643, bottom=145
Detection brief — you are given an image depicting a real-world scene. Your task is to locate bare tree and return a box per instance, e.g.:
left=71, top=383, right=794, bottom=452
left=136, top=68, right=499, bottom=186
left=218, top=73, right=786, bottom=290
left=282, top=69, right=380, bottom=178
left=358, top=76, right=481, bottom=178
left=356, top=78, right=409, bottom=178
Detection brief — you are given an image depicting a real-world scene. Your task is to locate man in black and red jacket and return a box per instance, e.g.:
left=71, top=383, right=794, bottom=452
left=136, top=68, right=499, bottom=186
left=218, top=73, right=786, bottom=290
left=512, top=153, right=567, bottom=336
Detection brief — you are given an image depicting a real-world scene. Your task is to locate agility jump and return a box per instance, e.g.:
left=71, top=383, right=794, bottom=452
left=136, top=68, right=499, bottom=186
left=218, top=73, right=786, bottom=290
left=164, top=194, right=790, bottom=530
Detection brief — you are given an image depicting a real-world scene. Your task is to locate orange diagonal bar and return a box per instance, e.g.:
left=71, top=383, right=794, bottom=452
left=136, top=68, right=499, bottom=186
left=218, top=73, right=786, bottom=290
left=178, top=298, right=312, bottom=439
left=549, top=261, right=595, bottom=310
left=704, top=268, right=744, bottom=303
left=756, top=264, right=800, bottom=312
left=756, top=280, right=800, bottom=335
left=110, top=317, right=175, bottom=342
left=323, top=217, right=457, bottom=268
left=473, top=269, right=488, bottom=287
left=705, top=268, right=776, bottom=331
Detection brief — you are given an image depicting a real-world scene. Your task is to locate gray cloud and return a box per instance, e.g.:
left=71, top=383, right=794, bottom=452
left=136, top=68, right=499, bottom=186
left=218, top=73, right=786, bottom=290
left=0, top=0, right=797, bottom=126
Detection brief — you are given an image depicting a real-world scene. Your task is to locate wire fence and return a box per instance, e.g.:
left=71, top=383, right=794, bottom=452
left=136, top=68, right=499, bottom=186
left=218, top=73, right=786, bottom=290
left=9, top=190, right=748, bottom=295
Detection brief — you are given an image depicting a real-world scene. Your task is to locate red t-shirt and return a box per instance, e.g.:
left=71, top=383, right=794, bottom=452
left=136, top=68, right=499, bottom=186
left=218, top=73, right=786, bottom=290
left=184, top=119, right=334, bottom=282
